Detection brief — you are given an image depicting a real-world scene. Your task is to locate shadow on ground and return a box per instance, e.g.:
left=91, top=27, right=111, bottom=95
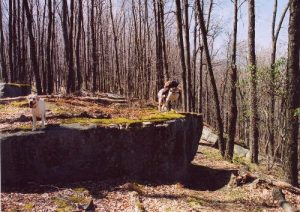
left=182, top=164, right=235, bottom=191
left=1, top=162, right=235, bottom=195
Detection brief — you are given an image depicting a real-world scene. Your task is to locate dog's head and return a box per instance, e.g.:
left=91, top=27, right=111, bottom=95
left=169, top=87, right=180, bottom=94
left=28, top=95, right=40, bottom=108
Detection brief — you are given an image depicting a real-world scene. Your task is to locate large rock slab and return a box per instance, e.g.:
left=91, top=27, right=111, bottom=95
left=0, top=83, right=31, bottom=98
left=1, top=113, right=203, bottom=189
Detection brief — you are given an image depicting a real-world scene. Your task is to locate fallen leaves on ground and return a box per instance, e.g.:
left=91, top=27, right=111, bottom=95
left=2, top=144, right=299, bottom=212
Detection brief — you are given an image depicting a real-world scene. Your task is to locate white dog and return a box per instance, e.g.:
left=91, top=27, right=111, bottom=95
left=158, top=87, right=181, bottom=112
left=158, top=88, right=167, bottom=112
left=28, top=95, right=46, bottom=131
left=165, top=87, right=181, bottom=111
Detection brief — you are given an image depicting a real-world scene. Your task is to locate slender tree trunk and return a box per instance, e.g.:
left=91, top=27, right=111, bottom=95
left=76, top=0, right=83, bottom=91
left=23, top=0, right=42, bottom=94
left=46, top=0, right=53, bottom=94
left=269, top=0, right=290, bottom=157
left=184, top=0, right=193, bottom=112
left=159, top=0, right=169, bottom=82
left=248, top=0, right=259, bottom=164
left=9, top=0, right=14, bottom=82
left=109, top=0, right=122, bottom=94
left=196, top=0, right=225, bottom=156
left=91, top=0, right=97, bottom=92
left=175, top=0, right=187, bottom=112
left=284, top=0, right=300, bottom=187
left=225, top=0, right=238, bottom=161
left=67, top=0, right=75, bottom=93
left=0, top=0, right=8, bottom=82
left=153, top=0, right=164, bottom=92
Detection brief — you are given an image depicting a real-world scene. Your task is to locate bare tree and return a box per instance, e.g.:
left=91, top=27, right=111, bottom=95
left=268, top=0, right=290, bottom=156
left=175, top=0, right=187, bottom=112
left=196, top=0, right=225, bottom=156
left=0, top=0, right=8, bottom=83
left=23, top=0, right=42, bottom=94
left=248, top=0, right=259, bottom=164
left=225, top=0, right=238, bottom=161
left=284, top=0, right=300, bottom=187
left=46, top=0, right=53, bottom=94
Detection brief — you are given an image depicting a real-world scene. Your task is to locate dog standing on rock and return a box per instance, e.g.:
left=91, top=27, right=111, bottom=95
left=158, top=80, right=181, bottom=112
left=28, top=95, right=46, bottom=131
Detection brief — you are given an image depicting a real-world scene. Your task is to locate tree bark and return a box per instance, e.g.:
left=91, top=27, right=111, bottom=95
left=23, top=0, right=42, bottom=94
left=225, top=0, right=238, bottom=161
left=284, top=0, right=300, bottom=187
left=0, top=0, right=8, bottom=83
left=248, top=0, right=259, bottom=164
left=269, top=0, right=290, bottom=157
left=109, top=0, right=122, bottom=94
left=76, top=0, right=83, bottom=91
left=196, top=0, right=225, bottom=156
left=67, top=0, right=75, bottom=93
left=175, top=0, right=187, bottom=112
left=46, top=0, right=53, bottom=94
left=184, top=0, right=193, bottom=112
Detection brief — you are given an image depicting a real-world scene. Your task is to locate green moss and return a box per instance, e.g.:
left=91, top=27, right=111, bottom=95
left=7, top=83, right=31, bottom=87
left=16, top=124, right=32, bottom=131
left=201, top=147, right=223, bottom=161
left=187, top=197, right=207, bottom=207
left=23, top=203, right=34, bottom=210
left=224, top=188, right=247, bottom=202
left=10, top=100, right=28, bottom=108
left=52, top=197, right=74, bottom=212
left=63, top=111, right=185, bottom=125
left=0, top=104, right=5, bottom=110
left=233, top=155, right=257, bottom=172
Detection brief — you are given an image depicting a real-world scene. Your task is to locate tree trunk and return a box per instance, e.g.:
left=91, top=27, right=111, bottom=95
left=284, top=0, right=300, bottom=187
left=76, top=0, right=83, bottom=91
left=109, top=0, right=122, bottom=94
left=184, top=0, right=192, bottom=112
left=23, top=0, right=42, bottom=94
left=269, top=0, right=290, bottom=157
left=9, top=0, right=14, bottom=82
left=196, top=0, right=225, bottom=156
left=175, top=0, right=187, bottom=112
left=225, top=0, right=238, bottom=161
left=248, top=0, right=259, bottom=164
left=67, top=0, right=75, bottom=93
left=0, top=0, right=8, bottom=83
left=159, top=0, right=169, bottom=82
left=46, top=0, right=53, bottom=94
left=91, top=0, right=97, bottom=92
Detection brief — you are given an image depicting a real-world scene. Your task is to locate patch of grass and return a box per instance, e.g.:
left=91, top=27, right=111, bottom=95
left=10, top=100, right=28, bottom=108
left=187, top=197, right=207, bottom=208
left=201, top=147, right=223, bottom=161
left=73, top=187, right=89, bottom=193
left=233, top=155, right=258, bottom=172
left=6, top=83, right=31, bottom=87
left=0, top=104, right=5, bottom=110
left=23, top=203, right=34, bottom=211
left=63, top=111, right=185, bottom=126
left=16, top=124, right=32, bottom=131
left=52, top=196, right=74, bottom=212
left=224, top=188, right=247, bottom=202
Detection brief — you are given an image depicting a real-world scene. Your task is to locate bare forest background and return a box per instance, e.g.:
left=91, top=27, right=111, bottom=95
left=0, top=0, right=299, bottom=187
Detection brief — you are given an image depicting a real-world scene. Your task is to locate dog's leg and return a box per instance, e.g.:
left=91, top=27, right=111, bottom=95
left=41, top=113, right=46, bottom=128
left=158, top=99, right=162, bottom=112
left=32, top=115, right=37, bottom=131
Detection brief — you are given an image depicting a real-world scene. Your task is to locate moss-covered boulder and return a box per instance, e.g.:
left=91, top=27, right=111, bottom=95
left=0, top=83, right=31, bottom=98
left=1, top=113, right=203, bottom=189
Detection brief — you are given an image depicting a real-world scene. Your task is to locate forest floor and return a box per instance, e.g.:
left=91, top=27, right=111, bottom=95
left=1, top=143, right=300, bottom=211
left=1, top=96, right=300, bottom=211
